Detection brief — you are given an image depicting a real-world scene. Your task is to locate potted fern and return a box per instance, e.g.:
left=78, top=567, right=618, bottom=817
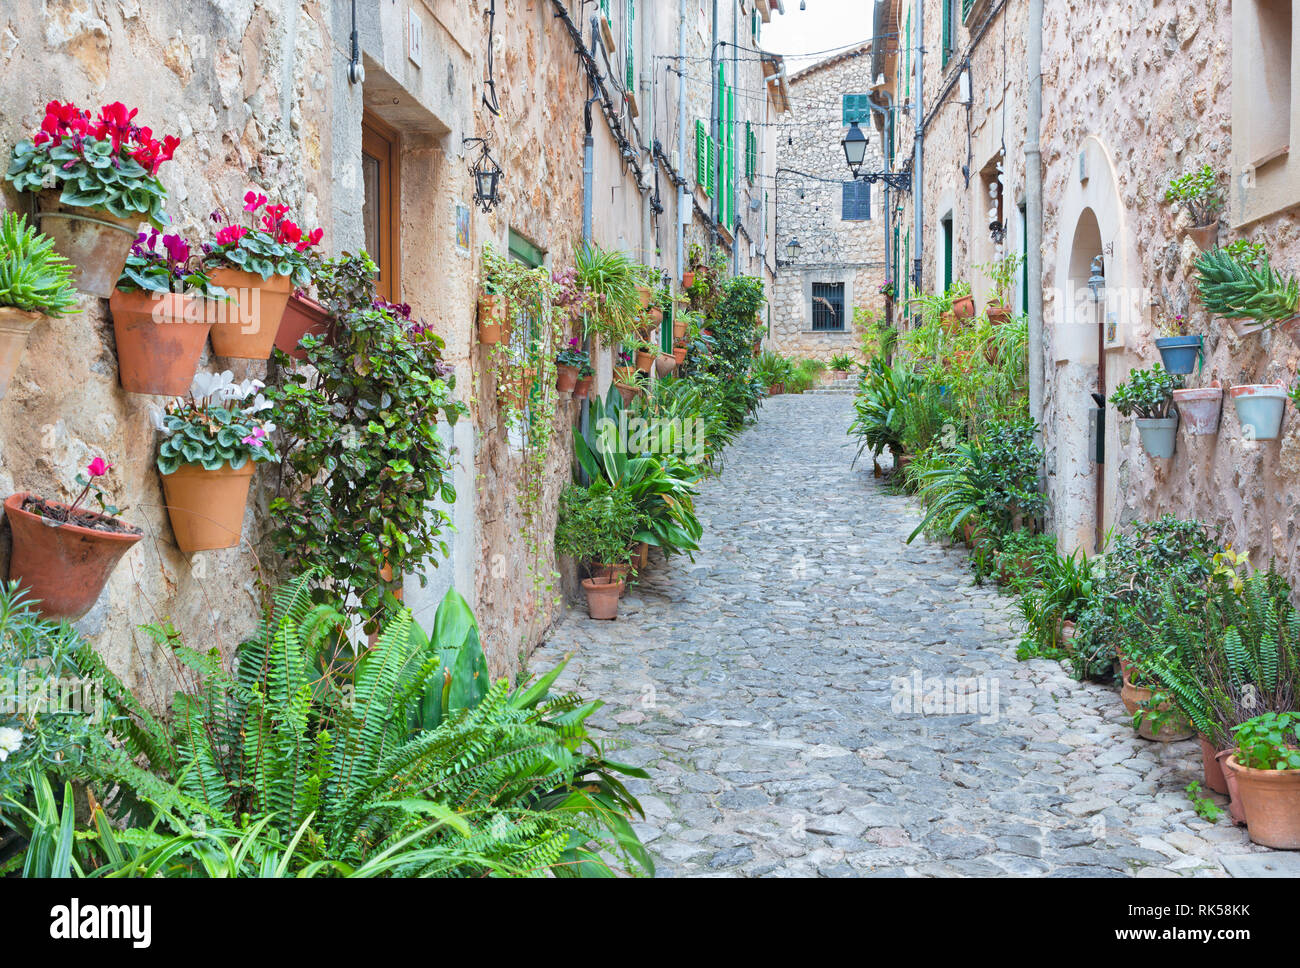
left=0, top=213, right=79, bottom=399
left=1194, top=244, right=1299, bottom=338
left=5, top=457, right=142, bottom=621
left=5, top=101, right=179, bottom=296
left=1111, top=363, right=1180, bottom=459
left=1164, top=164, right=1223, bottom=252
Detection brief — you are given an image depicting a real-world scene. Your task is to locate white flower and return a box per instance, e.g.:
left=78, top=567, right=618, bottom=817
left=0, top=726, right=23, bottom=762
left=190, top=370, right=236, bottom=407
left=242, top=392, right=273, bottom=416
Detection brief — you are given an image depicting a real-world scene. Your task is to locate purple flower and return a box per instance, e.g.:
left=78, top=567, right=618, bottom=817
left=162, top=233, right=190, bottom=267
left=241, top=427, right=268, bottom=448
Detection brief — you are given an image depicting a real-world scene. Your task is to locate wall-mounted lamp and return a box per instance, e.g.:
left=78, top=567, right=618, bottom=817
left=786, top=238, right=803, bottom=261
left=842, top=121, right=868, bottom=178
left=464, top=137, right=502, bottom=213
left=1088, top=255, right=1106, bottom=303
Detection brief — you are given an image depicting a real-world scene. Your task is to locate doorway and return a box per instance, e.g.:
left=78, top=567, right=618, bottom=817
left=1066, top=208, right=1105, bottom=553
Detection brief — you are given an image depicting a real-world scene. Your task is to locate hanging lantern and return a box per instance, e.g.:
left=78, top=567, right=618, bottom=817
left=464, top=137, right=503, bottom=213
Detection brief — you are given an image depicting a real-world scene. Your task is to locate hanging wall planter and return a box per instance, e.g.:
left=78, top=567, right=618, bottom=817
left=1172, top=382, right=1222, bottom=436
left=275, top=292, right=331, bottom=361
left=672, top=344, right=688, bottom=365
left=0, top=307, right=42, bottom=401
left=1154, top=333, right=1203, bottom=375
left=952, top=295, right=976, bottom=320
left=635, top=285, right=653, bottom=311
left=206, top=268, right=293, bottom=360
left=478, top=292, right=508, bottom=344
left=1136, top=416, right=1179, bottom=458
left=4, top=491, right=142, bottom=621
left=1230, top=383, right=1288, bottom=440
left=1187, top=220, right=1219, bottom=252
left=1225, top=317, right=1267, bottom=339
left=574, top=374, right=593, bottom=400
left=556, top=364, right=579, bottom=394
left=35, top=191, right=140, bottom=299
left=634, top=350, right=654, bottom=374
left=655, top=353, right=677, bottom=377
left=110, top=290, right=213, bottom=395
left=986, top=302, right=1012, bottom=325
left=161, top=461, right=256, bottom=553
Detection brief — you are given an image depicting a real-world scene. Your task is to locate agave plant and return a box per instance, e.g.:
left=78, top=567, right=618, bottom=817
left=0, top=212, right=79, bottom=316
left=1194, top=246, right=1299, bottom=324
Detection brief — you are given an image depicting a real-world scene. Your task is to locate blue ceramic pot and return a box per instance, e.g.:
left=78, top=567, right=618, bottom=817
left=1230, top=385, right=1288, bottom=441
left=1136, top=416, right=1178, bottom=459
left=1154, top=334, right=1202, bottom=375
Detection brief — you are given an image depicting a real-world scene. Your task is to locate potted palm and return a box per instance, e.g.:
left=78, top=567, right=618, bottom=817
left=555, top=483, right=637, bottom=620
left=1164, top=164, right=1223, bottom=252
left=112, top=229, right=227, bottom=395
left=1111, top=364, right=1180, bottom=459
left=154, top=370, right=278, bottom=553
left=0, top=213, right=79, bottom=400
left=5, top=100, right=178, bottom=296
left=202, top=191, right=322, bottom=360
left=5, top=458, right=142, bottom=621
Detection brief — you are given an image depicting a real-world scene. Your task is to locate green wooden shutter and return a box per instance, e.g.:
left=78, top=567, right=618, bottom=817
left=625, top=0, right=635, bottom=90
left=707, top=136, right=715, bottom=198
left=942, top=0, right=953, bottom=67
left=842, top=94, right=870, bottom=125
left=661, top=304, right=673, bottom=352
left=695, top=120, right=708, bottom=187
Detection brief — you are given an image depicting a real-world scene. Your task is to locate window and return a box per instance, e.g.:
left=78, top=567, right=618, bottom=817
left=1232, top=0, right=1299, bottom=225
left=811, top=283, right=846, bottom=331
left=842, top=93, right=871, bottom=125
left=1244, top=0, right=1291, bottom=167
left=941, top=215, right=953, bottom=292
left=695, top=120, right=714, bottom=197
left=942, top=0, right=959, bottom=67
left=745, top=123, right=757, bottom=183
left=842, top=180, right=871, bottom=221
left=362, top=113, right=401, bottom=303
left=625, top=0, right=635, bottom=90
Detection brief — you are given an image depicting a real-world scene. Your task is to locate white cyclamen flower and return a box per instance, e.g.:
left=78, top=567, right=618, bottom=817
left=242, top=392, right=273, bottom=416
left=0, top=726, right=23, bottom=762
left=190, top=370, right=236, bottom=407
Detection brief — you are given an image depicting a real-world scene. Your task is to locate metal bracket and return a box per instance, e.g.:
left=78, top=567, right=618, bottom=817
left=857, top=171, right=912, bottom=193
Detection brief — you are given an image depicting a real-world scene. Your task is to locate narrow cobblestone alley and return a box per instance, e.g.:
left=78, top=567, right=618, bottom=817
left=536, top=394, right=1271, bottom=878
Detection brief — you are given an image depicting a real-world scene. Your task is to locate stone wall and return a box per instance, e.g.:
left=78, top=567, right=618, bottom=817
left=772, top=49, right=888, bottom=361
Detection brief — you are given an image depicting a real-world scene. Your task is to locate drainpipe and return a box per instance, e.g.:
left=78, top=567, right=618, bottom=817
left=912, top=0, right=924, bottom=295
left=1026, top=0, right=1044, bottom=439
left=676, top=0, right=687, bottom=285
left=641, top=0, right=654, bottom=269
left=731, top=3, right=739, bottom=276
left=709, top=0, right=719, bottom=250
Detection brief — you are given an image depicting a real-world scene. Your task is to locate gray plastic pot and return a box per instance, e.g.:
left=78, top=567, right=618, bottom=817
left=1230, top=384, right=1288, bottom=441
left=1135, top=416, right=1178, bottom=459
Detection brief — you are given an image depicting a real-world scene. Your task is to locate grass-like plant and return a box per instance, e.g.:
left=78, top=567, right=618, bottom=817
left=574, top=241, right=642, bottom=345
left=0, top=212, right=79, bottom=316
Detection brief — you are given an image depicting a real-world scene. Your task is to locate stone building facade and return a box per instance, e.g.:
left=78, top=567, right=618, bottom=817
left=0, top=0, right=788, bottom=698
left=771, top=45, right=890, bottom=360
left=874, top=0, right=1300, bottom=593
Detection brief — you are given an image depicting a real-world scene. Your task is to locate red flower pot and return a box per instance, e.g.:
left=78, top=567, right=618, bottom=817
left=275, top=293, right=331, bottom=361
left=4, top=493, right=142, bottom=620
left=556, top=364, right=579, bottom=394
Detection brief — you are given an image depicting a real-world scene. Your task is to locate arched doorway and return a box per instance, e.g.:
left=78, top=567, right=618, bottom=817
left=1065, top=209, right=1105, bottom=553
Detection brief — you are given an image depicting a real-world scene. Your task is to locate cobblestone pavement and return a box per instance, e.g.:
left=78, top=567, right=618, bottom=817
left=534, top=393, right=1268, bottom=877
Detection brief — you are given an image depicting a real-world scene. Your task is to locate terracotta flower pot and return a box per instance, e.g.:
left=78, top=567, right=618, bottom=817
left=500, top=368, right=537, bottom=410
left=672, top=345, right=688, bottom=365
left=1198, top=733, right=1230, bottom=796
left=1120, top=674, right=1195, bottom=742
left=655, top=353, right=677, bottom=377
left=275, top=293, right=331, bottom=361
left=0, top=306, right=42, bottom=400
left=1116, top=649, right=1133, bottom=682
left=574, top=375, right=593, bottom=400
left=649, top=306, right=664, bottom=327
left=1135, top=415, right=1178, bottom=459
left=478, top=293, right=508, bottom=344
left=636, top=285, right=652, bottom=310
left=1059, top=619, right=1077, bottom=653
left=635, top=350, right=655, bottom=374
left=36, top=190, right=139, bottom=298
left=1277, top=314, right=1300, bottom=345
left=160, top=460, right=256, bottom=554
left=556, top=364, right=579, bottom=394
left=616, top=382, right=640, bottom=405
left=1173, top=383, right=1223, bottom=436
left=1218, top=749, right=1247, bottom=825
left=1187, top=221, right=1219, bottom=252
left=4, top=493, right=143, bottom=620
left=206, top=268, right=293, bottom=360
left=952, top=295, right=976, bottom=320
left=582, top=577, right=623, bottom=620
left=1222, top=755, right=1300, bottom=849
left=1225, top=317, right=1266, bottom=338
left=673, top=317, right=688, bottom=339
left=110, top=289, right=214, bottom=395
left=986, top=302, right=1012, bottom=325
left=682, top=271, right=695, bottom=288
left=635, top=541, right=649, bottom=573
left=768, top=383, right=785, bottom=396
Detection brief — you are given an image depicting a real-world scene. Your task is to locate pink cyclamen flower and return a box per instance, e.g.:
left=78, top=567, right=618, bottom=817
left=243, top=190, right=267, bottom=213
left=241, top=427, right=268, bottom=447
left=216, top=225, right=247, bottom=246
left=87, top=458, right=112, bottom=477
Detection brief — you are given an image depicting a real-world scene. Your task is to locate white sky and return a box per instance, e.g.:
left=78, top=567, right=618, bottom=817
left=760, top=0, right=876, bottom=73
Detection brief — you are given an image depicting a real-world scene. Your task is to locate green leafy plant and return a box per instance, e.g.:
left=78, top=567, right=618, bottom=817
left=266, top=252, right=464, bottom=621
left=118, top=229, right=226, bottom=297
left=1194, top=246, right=1299, bottom=324
left=1234, top=712, right=1300, bottom=771
left=829, top=352, right=857, bottom=372
left=1110, top=363, right=1178, bottom=420
left=555, top=484, right=638, bottom=568
left=1185, top=781, right=1225, bottom=822
left=979, top=252, right=1025, bottom=306
left=0, top=212, right=79, bottom=317
left=573, top=241, right=642, bottom=345
left=1164, top=164, right=1223, bottom=227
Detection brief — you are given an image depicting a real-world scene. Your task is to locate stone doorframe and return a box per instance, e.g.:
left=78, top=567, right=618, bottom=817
left=1049, top=135, right=1143, bottom=556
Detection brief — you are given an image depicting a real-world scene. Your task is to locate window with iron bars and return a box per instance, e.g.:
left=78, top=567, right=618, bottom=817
left=811, top=283, right=846, bottom=332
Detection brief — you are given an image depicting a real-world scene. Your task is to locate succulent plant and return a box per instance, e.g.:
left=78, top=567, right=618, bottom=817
left=0, top=212, right=79, bottom=317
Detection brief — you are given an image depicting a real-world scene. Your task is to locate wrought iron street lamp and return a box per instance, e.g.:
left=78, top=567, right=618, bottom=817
left=786, top=238, right=803, bottom=262
left=840, top=120, right=911, bottom=193
left=464, top=137, right=503, bottom=213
